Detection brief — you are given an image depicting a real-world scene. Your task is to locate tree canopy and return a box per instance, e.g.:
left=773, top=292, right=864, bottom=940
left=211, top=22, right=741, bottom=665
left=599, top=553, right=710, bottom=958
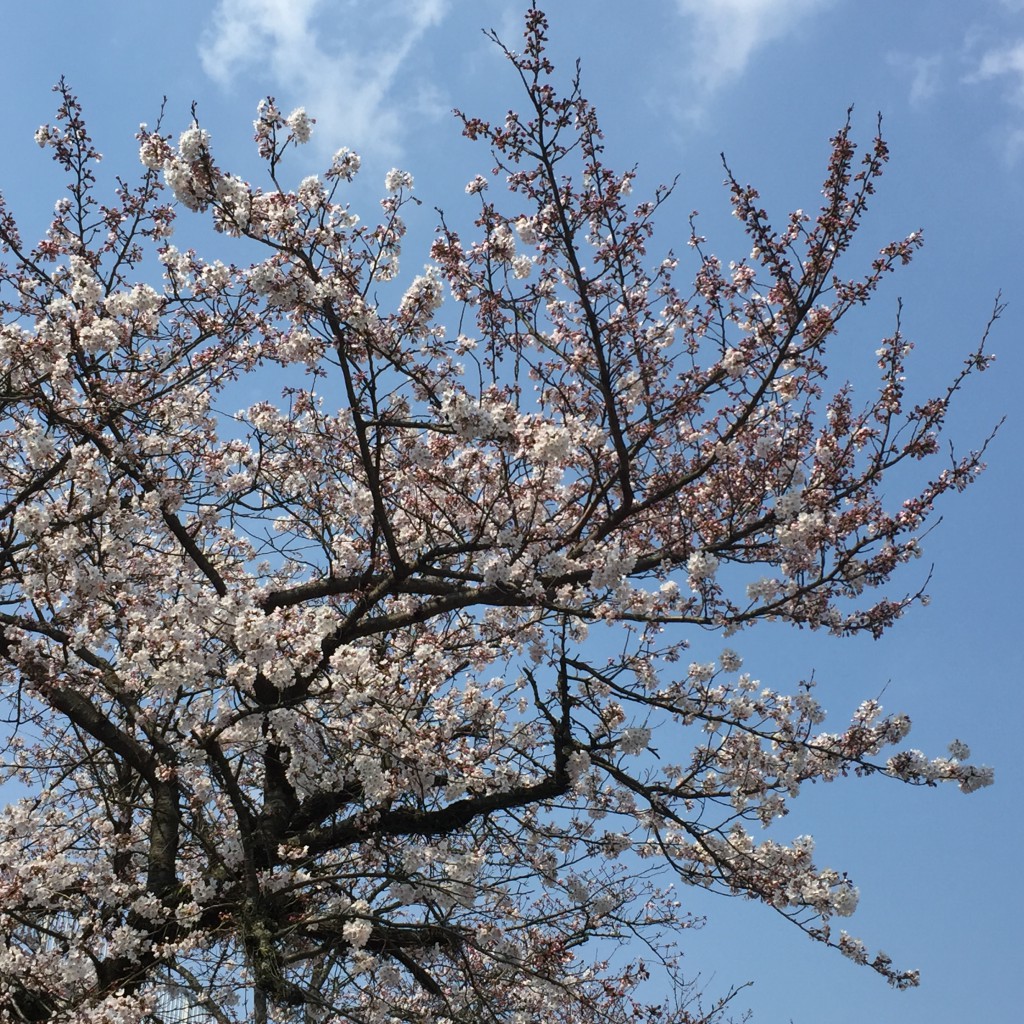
left=0, top=7, right=997, bottom=1023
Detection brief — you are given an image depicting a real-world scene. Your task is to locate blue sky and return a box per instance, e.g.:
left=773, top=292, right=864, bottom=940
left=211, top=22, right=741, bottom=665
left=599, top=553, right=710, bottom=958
left=1, top=2, right=1021, bottom=1022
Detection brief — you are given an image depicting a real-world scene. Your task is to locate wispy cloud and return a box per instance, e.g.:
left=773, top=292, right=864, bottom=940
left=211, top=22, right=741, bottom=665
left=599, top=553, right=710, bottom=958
left=672, top=0, right=834, bottom=106
left=887, top=52, right=944, bottom=107
left=968, top=39, right=1024, bottom=103
left=199, top=0, right=448, bottom=159
left=965, top=38, right=1024, bottom=159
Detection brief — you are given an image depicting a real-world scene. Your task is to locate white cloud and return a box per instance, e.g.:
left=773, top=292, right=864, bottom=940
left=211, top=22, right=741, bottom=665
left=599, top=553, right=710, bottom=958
left=199, top=0, right=448, bottom=159
left=908, top=56, right=943, bottom=105
left=673, top=0, right=834, bottom=100
left=887, top=52, right=944, bottom=106
left=968, top=40, right=1024, bottom=104
left=964, top=39, right=1024, bottom=160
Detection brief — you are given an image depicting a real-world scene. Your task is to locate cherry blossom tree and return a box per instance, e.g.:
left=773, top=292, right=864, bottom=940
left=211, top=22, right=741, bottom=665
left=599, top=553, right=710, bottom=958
left=0, top=6, right=998, bottom=1023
